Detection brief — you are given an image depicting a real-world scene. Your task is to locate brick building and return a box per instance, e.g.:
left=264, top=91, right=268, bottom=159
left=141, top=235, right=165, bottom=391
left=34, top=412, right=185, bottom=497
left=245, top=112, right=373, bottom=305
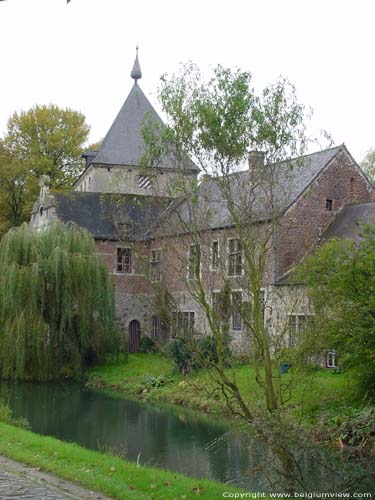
left=30, top=53, right=375, bottom=360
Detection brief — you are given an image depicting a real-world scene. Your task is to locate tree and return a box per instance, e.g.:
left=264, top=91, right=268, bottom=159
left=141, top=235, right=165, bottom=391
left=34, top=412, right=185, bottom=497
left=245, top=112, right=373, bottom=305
left=1, top=104, right=90, bottom=189
left=361, top=148, right=375, bottom=184
left=0, top=155, right=30, bottom=236
left=298, top=225, right=375, bottom=398
left=142, top=64, right=310, bottom=491
left=0, top=104, right=90, bottom=236
left=0, top=223, right=117, bottom=381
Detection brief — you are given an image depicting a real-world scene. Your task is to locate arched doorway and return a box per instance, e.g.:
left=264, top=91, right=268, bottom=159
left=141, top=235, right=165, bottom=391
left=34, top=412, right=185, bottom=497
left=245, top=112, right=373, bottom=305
left=128, top=320, right=140, bottom=353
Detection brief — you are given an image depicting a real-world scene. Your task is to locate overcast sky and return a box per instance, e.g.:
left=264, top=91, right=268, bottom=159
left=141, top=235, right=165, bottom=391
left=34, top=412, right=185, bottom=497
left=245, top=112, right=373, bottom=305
left=0, top=0, right=374, bottom=161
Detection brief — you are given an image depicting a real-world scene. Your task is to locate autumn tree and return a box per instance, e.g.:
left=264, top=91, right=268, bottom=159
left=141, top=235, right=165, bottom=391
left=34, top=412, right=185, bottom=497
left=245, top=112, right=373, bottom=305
left=0, top=104, right=91, bottom=235
left=142, top=64, right=311, bottom=491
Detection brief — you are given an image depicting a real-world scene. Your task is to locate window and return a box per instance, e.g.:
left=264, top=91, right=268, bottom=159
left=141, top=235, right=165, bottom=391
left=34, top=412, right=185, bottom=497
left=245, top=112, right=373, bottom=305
left=211, top=241, right=219, bottom=270
left=349, top=177, right=354, bottom=197
left=288, top=314, right=307, bottom=347
left=171, top=311, right=195, bottom=337
left=289, top=315, right=297, bottom=347
left=326, top=199, right=333, bottom=211
left=188, top=244, right=201, bottom=280
left=138, top=175, right=152, bottom=190
left=152, top=315, right=159, bottom=340
left=150, top=249, right=162, bottom=282
left=326, top=351, right=337, bottom=368
left=117, top=247, right=132, bottom=273
left=39, top=206, right=44, bottom=217
left=228, top=238, right=242, bottom=276
left=259, top=290, right=266, bottom=322
left=212, top=291, right=221, bottom=316
left=117, top=222, right=133, bottom=240
left=232, top=291, right=242, bottom=331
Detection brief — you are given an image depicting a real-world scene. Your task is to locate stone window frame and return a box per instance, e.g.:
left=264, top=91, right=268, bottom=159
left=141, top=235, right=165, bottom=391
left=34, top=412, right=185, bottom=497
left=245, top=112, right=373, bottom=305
left=210, top=240, right=219, bottom=271
left=227, top=238, right=243, bottom=277
left=171, top=311, right=195, bottom=337
left=149, top=248, right=162, bottom=282
left=117, top=222, right=133, bottom=241
left=116, top=246, right=132, bottom=274
left=187, top=243, right=201, bottom=281
left=288, top=314, right=308, bottom=347
left=326, top=350, right=337, bottom=368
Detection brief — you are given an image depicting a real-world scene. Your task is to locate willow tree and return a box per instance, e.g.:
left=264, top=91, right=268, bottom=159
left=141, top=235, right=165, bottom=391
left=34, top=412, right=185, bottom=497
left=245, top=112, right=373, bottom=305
left=0, top=223, right=116, bottom=381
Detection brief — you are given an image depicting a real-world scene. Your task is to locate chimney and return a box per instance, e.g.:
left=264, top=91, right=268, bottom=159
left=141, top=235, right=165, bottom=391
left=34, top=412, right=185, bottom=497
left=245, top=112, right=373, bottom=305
left=248, top=150, right=265, bottom=170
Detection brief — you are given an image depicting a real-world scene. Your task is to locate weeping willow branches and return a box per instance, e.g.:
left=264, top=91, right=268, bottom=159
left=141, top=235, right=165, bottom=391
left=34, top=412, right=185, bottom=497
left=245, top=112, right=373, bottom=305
left=0, top=223, right=117, bottom=380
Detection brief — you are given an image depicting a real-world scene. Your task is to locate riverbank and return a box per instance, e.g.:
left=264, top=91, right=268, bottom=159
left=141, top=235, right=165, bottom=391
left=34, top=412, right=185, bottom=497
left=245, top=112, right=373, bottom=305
left=0, top=421, right=247, bottom=500
left=87, top=353, right=359, bottom=421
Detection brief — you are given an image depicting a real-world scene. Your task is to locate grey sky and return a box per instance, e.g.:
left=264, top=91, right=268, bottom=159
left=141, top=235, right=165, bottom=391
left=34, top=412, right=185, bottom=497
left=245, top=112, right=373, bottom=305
left=0, top=0, right=374, bottom=161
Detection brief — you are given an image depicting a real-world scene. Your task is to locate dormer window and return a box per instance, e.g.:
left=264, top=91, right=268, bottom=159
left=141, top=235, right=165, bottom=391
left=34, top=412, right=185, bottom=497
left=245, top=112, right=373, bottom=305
left=326, top=199, right=333, bottom=211
left=117, top=222, right=133, bottom=240
left=138, top=175, right=152, bottom=190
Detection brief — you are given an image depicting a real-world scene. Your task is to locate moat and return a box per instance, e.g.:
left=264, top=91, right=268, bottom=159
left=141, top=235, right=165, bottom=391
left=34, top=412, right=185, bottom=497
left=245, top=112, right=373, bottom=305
left=0, top=381, right=356, bottom=492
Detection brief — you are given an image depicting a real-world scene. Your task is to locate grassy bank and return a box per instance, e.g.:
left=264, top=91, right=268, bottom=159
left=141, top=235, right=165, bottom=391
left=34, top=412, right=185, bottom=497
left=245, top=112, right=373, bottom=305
left=0, top=422, right=246, bottom=500
left=87, top=353, right=359, bottom=421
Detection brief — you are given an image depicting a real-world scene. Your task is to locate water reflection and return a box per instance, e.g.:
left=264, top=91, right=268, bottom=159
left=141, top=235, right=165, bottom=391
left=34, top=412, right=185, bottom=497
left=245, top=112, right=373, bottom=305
left=0, top=382, right=339, bottom=491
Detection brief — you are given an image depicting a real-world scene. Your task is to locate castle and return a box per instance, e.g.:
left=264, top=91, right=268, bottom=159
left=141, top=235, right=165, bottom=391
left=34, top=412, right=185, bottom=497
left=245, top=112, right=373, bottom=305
left=30, top=52, right=375, bottom=363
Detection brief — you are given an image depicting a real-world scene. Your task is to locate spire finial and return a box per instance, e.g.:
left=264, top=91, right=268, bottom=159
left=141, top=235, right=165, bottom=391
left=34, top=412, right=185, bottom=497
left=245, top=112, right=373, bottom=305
left=131, top=45, right=142, bottom=83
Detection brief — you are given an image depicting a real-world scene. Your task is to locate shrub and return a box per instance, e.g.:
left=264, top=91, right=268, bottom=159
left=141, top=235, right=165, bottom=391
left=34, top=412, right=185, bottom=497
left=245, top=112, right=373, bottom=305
left=168, top=338, right=193, bottom=374
left=139, top=336, right=158, bottom=353
left=168, top=336, right=221, bottom=374
left=194, top=336, right=219, bottom=367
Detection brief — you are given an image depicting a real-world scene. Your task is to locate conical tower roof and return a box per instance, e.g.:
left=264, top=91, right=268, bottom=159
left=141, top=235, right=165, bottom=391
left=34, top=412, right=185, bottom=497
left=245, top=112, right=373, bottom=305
left=92, top=51, right=198, bottom=171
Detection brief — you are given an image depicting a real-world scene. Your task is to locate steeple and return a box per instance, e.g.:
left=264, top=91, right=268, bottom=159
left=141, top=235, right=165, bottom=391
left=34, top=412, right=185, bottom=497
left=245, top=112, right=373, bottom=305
left=130, top=46, right=142, bottom=83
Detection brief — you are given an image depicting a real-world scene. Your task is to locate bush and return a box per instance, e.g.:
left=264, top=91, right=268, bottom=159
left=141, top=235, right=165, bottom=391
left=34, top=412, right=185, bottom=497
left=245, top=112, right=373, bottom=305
left=139, top=336, right=158, bottom=353
left=194, top=336, right=219, bottom=367
left=168, top=336, right=221, bottom=374
left=168, top=338, right=192, bottom=374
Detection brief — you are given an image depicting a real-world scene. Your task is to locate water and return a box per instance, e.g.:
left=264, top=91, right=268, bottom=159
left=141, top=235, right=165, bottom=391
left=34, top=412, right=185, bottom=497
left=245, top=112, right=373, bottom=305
left=0, top=382, right=343, bottom=491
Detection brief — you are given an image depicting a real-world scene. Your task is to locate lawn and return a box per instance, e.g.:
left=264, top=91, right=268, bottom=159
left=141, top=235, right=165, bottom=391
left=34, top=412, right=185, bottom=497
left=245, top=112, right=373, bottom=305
left=87, top=353, right=358, bottom=421
left=0, top=422, right=247, bottom=500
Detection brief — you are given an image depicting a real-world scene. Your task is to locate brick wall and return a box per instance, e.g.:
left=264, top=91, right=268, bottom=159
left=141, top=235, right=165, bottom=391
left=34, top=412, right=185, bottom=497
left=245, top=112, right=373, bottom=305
left=275, top=148, right=374, bottom=279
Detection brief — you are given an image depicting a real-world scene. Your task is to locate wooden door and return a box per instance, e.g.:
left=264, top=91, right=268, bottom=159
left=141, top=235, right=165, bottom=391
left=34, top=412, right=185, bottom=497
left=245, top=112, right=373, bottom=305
left=129, top=320, right=140, bottom=353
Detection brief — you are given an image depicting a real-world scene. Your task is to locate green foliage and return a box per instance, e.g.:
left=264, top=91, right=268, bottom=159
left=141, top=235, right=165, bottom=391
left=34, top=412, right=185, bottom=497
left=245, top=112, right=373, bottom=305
left=168, top=337, right=220, bottom=374
left=168, top=338, right=193, bottom=374
left=139, top=336, right=158, bottom=353
left=1, top=104, right=90, bottom=187
left=323, top=407, right=375, bottom=451
left=142, top=63, right=308, bottom=175
left=0, top=223, right=117, bottom=381
left=298, top=224, right=375, bottom=398
left=0, top=105, right=90, bottom=236
left=361, top=148, right=375, bottom=183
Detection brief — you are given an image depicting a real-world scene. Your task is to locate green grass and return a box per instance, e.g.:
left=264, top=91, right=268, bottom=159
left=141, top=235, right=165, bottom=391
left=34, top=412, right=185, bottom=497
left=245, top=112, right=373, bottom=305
left=0, top=422, right=247, bottom=500
left=87, top=354, right=359, bottom=421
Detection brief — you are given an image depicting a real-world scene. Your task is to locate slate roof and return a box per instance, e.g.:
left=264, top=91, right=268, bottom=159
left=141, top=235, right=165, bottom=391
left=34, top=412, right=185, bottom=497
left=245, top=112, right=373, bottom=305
left=53, top=192, right=171, bottom=240
left=165, top=145, right=344, bottom=231
left=91, top=83, right=199, bottom=172
left=322, top=202, right=375, bottom=242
